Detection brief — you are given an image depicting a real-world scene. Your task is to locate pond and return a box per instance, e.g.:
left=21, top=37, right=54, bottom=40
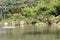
left=0, top=28, right=60, bottom=40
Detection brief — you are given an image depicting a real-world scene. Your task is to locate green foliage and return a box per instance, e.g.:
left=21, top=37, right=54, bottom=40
left=1, top=0, right=60, bottom=25
left=22, top=7, right=35, bottom=16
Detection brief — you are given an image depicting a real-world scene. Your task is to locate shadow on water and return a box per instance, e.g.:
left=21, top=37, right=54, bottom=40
left=1, top=26, right=60, bottom=40
left=23, top=32, right=41, bottom=35
left=54, top=34, right=60, bottom=39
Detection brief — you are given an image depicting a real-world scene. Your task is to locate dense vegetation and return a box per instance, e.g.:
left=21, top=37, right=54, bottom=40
left=0, top=0, right=60, bottom=25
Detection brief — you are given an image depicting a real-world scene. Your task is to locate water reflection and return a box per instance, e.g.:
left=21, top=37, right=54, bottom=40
left=0, top=27, right=60, bottom=40
left=0, top=32, right=60, bottom=40
left=54, top=34, right=60, bottom=39
left=0, top=28, right=6, bottom=34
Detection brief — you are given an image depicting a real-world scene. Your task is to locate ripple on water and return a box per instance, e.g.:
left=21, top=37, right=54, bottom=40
left=0, top=28, right=6, bottom=34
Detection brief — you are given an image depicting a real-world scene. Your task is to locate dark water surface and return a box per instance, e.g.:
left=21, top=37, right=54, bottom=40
left=0, top=28, right=60, bottom=40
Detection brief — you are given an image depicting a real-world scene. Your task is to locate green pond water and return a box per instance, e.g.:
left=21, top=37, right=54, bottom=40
left=0, top=33, right=60, bottom=40
left=0, top=25, right=60, bottom=40
left=0, top=29, right=60, bottom=40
